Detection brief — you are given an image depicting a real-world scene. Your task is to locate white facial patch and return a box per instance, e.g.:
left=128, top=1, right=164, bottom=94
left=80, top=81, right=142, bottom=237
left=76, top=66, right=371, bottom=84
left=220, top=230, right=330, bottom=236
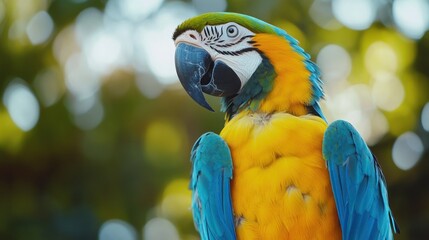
left=200, top=23, right=262, bottom=89
left=174, top=23, right=263, bottom=90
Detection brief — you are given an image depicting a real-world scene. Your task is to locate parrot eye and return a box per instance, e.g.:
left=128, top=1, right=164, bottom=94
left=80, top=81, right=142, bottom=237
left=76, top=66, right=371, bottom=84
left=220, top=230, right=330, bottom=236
left=226, top=25, right=239, bottom=38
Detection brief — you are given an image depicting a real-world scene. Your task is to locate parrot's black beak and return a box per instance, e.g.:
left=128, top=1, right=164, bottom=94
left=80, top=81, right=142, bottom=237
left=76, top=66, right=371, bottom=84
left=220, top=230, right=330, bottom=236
left=175, top=43, right=241, bottom=111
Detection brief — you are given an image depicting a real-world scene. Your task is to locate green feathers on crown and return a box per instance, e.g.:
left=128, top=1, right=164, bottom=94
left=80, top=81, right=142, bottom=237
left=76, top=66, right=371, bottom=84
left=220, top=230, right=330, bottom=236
left=173, top=12, right=278, bottom=40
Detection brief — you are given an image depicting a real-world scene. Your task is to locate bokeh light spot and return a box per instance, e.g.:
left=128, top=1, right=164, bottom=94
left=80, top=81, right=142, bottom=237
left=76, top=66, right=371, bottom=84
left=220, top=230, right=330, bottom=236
left=371, top=72, right=404, bottom=111
left=2, top=79, right=40, bottom=132
left=143, top=217, right=180, bottom=240
left=53, top=25, right=79, bottom=66
left=332, top=0, right=376, bottom=30
left=75, top=7, right=128, bottom=77
left=68, top=95, right=104, bottom=130
left=115, top=0, right=163, bottom=21
left=161, top=179, right=192, bottom=220
left=422, top=102, right=429, bottom=132
left=325, top=84, right=376, bottom=142
left=65, top=53, right=100, bottom=98
left=8, top=20, right=27, bottom=41
left=84, top=30, right=123, bottom=76
left=66, top=93, right=97, bottom=116
left=73, top=101, right=104, bottom=130
left=99, top=219, right=137, bottom=240
left=309, top=0, right=342, bottom=30
left=317, top=44, right=351, bottom=88
left=34, top=68, right=64, bottom=107
left=134, top=1, right=197, bottom=85
left=392, top=132, right=424, bottom=170
left=367, top=110, right=389, bottom=146
left=364, top=29, right=416, bottom=72
left=393, top=0, right=429, bottom=40
left=75, top=8, right=103, bottom=45
left=26, top=11, right=54, bottom=45
left=365, top=41, right=398, bottom=74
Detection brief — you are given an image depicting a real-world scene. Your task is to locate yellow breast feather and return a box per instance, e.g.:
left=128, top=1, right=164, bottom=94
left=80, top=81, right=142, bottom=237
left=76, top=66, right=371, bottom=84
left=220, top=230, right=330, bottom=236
left=220, top=111, right=341, bottom=239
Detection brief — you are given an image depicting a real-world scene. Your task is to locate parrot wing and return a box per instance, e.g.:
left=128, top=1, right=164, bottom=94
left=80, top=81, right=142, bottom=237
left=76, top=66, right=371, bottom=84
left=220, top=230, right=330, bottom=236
left=323, top=120, right=399, bottom=240
left=190, top=132, right=236, bottom=240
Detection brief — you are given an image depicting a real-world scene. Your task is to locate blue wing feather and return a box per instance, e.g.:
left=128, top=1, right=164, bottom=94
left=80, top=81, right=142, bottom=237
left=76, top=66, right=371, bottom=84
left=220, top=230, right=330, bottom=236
left=190, top=132, right=236, bottom=240
left=323, top=120, right=399, bottom=240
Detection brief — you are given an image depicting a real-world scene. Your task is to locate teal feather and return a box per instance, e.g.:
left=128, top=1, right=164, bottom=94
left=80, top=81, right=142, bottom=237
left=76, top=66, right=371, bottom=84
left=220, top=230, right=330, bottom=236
left=323, top=120, right=400, bottom=240
left=190, top=132, right=236, bottom=240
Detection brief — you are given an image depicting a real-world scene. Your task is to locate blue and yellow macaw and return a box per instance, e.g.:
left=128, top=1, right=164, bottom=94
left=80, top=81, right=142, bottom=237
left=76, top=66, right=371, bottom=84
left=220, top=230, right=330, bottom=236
left=173, top=12, right=399, bottom=239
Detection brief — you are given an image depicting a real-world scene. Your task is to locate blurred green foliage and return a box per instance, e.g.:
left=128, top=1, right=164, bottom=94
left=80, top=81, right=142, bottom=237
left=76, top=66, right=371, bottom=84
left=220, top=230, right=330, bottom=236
left=0, top=0, right=428, bottom=239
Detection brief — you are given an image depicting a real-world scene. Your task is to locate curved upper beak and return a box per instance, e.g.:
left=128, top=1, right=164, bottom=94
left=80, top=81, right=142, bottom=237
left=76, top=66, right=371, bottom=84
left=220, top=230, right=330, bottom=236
left=175, top=43, right=214, bottom=111
left=175, top=43, right=241, bottom=111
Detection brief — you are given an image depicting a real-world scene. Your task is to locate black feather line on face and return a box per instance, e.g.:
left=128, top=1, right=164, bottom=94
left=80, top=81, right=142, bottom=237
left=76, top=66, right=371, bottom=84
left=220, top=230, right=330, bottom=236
left=209, top=46, right=258, bottom=56
left=214, top=35, right=253, bottom=48
left=219, top=26, right=224, bottom=38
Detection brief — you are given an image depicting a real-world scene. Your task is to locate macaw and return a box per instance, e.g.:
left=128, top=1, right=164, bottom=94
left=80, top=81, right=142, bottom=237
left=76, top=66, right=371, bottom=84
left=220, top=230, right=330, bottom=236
left=173, top=12, right=399, bottom=240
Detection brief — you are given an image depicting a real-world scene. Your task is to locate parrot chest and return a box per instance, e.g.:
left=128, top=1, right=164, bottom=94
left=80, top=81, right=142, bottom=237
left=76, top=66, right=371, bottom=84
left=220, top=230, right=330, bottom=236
left=220, top=111, right=341, bottom=239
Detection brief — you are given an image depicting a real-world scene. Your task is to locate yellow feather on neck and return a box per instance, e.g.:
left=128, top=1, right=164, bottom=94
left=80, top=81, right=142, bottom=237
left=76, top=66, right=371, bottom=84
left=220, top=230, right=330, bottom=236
left=252, top=34, right=313, bottom=115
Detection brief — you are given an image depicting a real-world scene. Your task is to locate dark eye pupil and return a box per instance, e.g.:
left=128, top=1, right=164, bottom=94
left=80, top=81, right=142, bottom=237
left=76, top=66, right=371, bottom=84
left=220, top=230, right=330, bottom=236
left=226, top=26, right=238, bottom=37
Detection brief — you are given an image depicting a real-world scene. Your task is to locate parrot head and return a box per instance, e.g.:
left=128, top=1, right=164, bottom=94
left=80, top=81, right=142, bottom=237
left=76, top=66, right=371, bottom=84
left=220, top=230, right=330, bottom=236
left=173, top=12, right=323, bottom=118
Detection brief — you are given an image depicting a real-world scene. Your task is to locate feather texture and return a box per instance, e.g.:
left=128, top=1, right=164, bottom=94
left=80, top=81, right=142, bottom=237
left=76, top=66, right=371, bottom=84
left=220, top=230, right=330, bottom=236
left=190, top=132, right=236, bottom=240
left=220, top=111, right=342, bottom=239
left=174, top=12, right=398, bottom=240
left=323, top=120, right=400, bottom=240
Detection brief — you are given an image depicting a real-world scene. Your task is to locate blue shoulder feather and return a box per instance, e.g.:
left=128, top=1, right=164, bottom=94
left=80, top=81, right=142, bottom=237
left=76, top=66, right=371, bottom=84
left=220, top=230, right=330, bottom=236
left=190, top=132, right=236, bottom=240
left=323, top=120, right=399, bottom=240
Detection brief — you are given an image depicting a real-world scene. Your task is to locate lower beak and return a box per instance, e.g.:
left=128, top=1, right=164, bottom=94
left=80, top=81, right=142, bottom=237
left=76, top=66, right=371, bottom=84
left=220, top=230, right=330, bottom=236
left=175, top=43, right=241, bottom=111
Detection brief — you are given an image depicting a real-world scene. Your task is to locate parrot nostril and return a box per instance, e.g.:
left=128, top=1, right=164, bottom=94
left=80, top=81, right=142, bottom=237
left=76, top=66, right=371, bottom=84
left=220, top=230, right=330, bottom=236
left=189, top=34, right=197, bottom=40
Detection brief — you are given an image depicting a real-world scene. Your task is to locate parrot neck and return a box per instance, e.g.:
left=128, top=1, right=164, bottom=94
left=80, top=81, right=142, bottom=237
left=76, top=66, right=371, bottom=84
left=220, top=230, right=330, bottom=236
left=221, top=33, right=324, bottom=121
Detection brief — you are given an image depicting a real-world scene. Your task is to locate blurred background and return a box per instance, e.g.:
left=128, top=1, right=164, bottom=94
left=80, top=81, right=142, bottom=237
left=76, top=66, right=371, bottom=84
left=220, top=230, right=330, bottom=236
left=0, top=0, right=428, bottom=239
